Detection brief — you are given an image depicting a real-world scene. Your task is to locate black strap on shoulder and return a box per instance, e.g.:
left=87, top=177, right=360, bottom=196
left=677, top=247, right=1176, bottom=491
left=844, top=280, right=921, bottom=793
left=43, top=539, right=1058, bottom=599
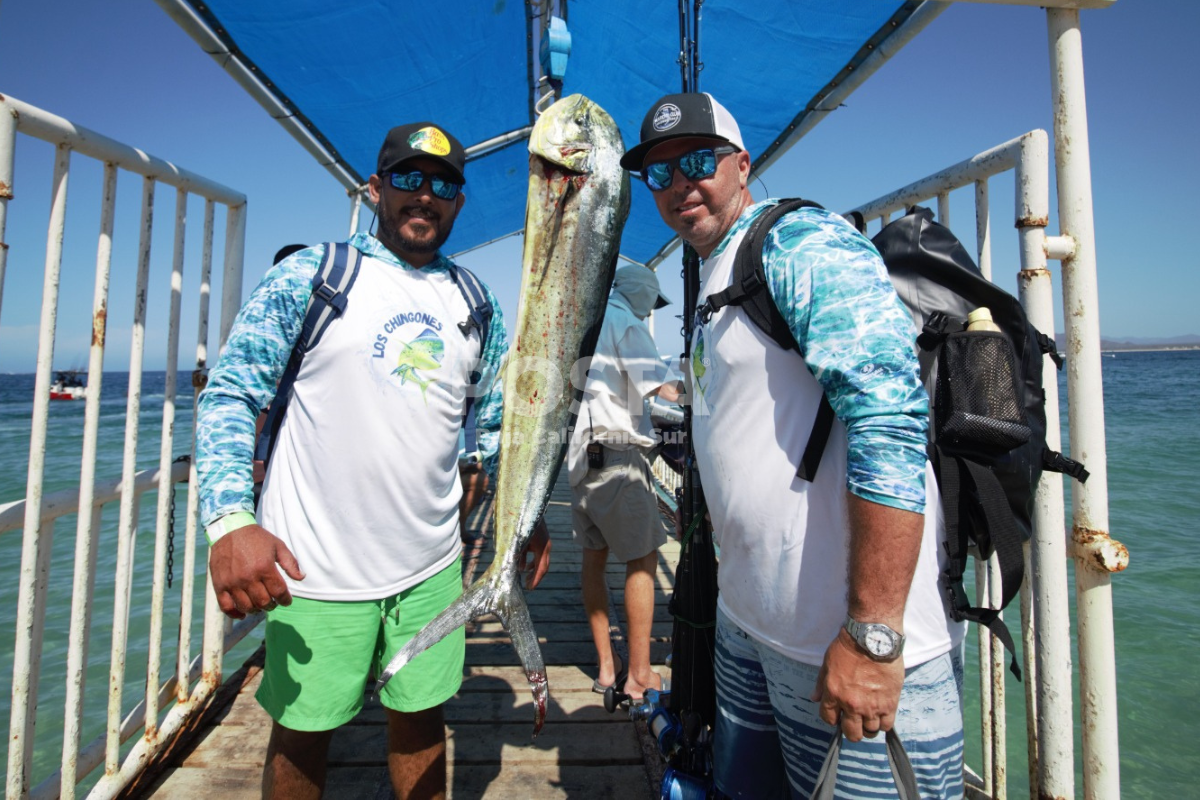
left=447, top=264, right=494, bottom=456
left=254, top=242, right=361, bottom=466
left=936, top=449, right=1024, bottom=679
left=697, top=199, right=834, bottom=482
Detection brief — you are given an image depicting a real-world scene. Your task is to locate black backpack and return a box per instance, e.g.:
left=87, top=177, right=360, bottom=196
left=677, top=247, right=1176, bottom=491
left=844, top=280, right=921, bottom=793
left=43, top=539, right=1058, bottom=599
left=699, top=200, right=1088, bottom=677
left=253, top=241, right=495, bottom=468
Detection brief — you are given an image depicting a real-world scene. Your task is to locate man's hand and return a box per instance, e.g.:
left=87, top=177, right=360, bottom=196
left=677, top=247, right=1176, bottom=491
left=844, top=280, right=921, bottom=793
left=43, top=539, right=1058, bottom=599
left=209, top=524, right=305, bottom=619
left=810, top=628, right=904, bottom=742
left=520, top=517, right=552, bottom=590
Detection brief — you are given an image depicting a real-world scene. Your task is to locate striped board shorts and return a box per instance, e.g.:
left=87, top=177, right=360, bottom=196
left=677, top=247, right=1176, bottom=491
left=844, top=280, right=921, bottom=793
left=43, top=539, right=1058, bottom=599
left=713, top=607, right=965, bottom=799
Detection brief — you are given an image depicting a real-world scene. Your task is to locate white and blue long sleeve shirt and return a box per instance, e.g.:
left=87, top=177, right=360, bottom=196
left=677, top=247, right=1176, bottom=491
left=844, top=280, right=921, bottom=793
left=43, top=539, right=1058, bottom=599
left=196, top=232, right=507, bottom=599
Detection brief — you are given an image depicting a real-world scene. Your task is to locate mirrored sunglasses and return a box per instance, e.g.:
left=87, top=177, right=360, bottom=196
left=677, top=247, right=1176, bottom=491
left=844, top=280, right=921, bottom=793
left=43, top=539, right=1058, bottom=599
left=387, top=170, right=462, bottom=200
left=642, top=146, right=737, bottom=192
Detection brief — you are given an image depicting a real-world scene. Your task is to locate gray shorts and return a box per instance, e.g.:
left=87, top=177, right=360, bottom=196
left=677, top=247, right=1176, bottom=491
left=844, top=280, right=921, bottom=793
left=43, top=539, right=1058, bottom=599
left=571, top=446, right=667, bottom=562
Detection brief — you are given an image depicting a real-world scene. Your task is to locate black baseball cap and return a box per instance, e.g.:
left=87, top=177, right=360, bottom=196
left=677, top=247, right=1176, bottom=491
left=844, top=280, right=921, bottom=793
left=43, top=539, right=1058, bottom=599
left=376, top=122, right=467, bottom=184
left=620, top=92, right=746, bottom=171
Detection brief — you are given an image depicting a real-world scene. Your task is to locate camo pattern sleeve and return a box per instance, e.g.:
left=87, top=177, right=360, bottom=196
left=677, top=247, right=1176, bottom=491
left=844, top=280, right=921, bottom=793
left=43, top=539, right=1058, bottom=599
left=195, top=246, right=325, bottom=527
left=760, top=203, right=929, bottom=513
left=473, top=280, right=509, bottom=478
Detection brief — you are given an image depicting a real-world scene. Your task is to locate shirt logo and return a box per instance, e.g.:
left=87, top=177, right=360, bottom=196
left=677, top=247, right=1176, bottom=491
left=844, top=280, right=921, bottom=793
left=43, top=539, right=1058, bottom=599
left=408, top=127, right=452, bottom=156
left=390, top=327, right=445, bottom=402
left=652, top=104, right=682, bottom=132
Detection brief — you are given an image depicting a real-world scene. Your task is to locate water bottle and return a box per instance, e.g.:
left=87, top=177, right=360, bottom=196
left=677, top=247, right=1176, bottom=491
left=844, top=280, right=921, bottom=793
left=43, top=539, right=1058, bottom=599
left=966, top=307, right=1001, bottom=333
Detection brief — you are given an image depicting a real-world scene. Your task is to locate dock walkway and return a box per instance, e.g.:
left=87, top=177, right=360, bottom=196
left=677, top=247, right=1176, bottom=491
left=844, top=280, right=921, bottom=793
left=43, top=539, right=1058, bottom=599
left=138, top=471, right=678, bottom=798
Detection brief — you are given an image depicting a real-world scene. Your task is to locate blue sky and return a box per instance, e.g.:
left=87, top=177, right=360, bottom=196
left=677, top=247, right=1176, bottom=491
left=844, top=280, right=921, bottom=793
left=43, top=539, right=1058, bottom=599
left=0, top=0, right=1195, bottom=372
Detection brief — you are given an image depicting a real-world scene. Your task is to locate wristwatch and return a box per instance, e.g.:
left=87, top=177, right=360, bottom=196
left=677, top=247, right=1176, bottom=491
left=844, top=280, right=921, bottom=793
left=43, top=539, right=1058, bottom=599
left=843, top=616, right=905, bottom=662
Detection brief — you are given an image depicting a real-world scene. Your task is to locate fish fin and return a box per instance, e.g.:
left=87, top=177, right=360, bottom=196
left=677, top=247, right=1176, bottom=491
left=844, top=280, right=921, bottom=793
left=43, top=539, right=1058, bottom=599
left=374, top=579, right=493, bottom=695
left=494, top=584, right=549, bottom=739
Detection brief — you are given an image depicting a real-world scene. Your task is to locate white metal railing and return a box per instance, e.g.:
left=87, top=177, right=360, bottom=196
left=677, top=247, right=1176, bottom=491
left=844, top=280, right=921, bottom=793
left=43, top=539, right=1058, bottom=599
left=1, top=93, right=251, bottom=800
left=847, top=64, right=1125, bottom=799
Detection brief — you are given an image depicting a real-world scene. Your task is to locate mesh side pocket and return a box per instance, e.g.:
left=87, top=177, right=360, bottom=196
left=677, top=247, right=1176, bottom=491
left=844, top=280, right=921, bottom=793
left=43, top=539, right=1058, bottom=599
left=935, top=331, right=1031, bottom=452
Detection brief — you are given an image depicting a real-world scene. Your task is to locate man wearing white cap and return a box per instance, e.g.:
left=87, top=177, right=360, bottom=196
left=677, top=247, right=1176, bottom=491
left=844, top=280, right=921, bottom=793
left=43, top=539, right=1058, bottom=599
left=623, top=93, right=965, bottom=799
left=569, top=264, right=680, bottom=703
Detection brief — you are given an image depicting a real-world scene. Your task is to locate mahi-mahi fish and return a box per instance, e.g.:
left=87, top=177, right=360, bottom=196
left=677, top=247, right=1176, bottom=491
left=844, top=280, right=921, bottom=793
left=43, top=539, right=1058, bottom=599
left=376, top=94, right=630, bottom=737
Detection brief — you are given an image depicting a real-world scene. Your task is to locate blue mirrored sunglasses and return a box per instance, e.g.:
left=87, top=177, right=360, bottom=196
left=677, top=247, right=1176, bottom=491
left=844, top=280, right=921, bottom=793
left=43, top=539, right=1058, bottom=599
left=387, top=170, right=463, bottom=200
left=642, top=146, right=737, bottom=192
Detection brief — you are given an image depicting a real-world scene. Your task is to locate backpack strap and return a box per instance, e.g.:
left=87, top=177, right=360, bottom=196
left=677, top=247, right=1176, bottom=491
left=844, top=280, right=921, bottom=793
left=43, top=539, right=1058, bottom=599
left=697, top=199, right=835, bottom=482
left=254, top=242, right=361, bottom=466
left=447, top=264, right=494, bottom=456
left=936, top=449, right=1024, bottom=679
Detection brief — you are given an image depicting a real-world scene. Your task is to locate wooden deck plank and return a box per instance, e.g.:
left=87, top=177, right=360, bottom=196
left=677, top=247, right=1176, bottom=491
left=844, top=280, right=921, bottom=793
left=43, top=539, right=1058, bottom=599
left=143, top=468, right=679, bottom=799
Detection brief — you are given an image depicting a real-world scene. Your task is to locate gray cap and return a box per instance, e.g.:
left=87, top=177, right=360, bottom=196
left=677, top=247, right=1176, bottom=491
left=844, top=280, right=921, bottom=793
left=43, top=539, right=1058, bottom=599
left=613, top=264, right=671, bottom=317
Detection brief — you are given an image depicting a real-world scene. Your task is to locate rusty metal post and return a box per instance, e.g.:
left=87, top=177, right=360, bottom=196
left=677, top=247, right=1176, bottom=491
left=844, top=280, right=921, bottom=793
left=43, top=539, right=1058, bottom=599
left=145, top=187, right=188, bottom=740
left=1047, top=10, right=1125, bottom=798
left=6, top=142, right=70, bottom=800
left=106, top=175, right=156, bottom=774
left=59, top=160, right=118, bottom=800
left=1017, top=127, right=1079, bottom=800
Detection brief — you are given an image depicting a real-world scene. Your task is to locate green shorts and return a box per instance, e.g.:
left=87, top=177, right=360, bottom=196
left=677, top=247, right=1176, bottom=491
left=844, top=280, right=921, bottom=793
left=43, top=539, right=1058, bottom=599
left=256, top=558, right=465, bottom=731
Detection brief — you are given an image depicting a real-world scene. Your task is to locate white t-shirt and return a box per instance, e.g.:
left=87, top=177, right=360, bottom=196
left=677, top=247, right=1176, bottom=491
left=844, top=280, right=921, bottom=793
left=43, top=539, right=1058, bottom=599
left=258, top=253, right=484, bottom=600
left=691, top=224, right=963, bottom=668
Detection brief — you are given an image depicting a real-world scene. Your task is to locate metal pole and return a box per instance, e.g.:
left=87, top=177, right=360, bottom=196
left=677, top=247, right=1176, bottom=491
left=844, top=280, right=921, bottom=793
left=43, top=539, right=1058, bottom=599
left=348, top=190, right=362, bottom=237
left=974, top=179, right=992, bottom=281
left=1046, top=11, right=1124, bottom=798
left=1016, top=127, right=1077, bottom=799
left=145, top=187, right=188, bottom=739
left=106, top=176, right=155, bottom=773
left=179, top=199, right=215, bottom=700
left=0, top=100, right=15, bottom=327
left=7, top=142, right=70, bottom=800
left=218, top=203, right=247, bottom=347
left=59, top=160, right=118, bottom=800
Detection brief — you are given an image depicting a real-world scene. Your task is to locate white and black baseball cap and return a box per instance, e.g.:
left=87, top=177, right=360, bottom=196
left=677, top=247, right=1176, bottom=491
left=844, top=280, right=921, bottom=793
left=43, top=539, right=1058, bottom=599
left=620, top=92, right=745, bottom=171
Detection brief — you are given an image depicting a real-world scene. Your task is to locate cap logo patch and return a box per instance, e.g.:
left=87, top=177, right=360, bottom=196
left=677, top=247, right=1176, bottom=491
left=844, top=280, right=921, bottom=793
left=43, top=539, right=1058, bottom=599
left=652, top=104, right=682, bottom=132
left=408, top=127, right=452, bottom=156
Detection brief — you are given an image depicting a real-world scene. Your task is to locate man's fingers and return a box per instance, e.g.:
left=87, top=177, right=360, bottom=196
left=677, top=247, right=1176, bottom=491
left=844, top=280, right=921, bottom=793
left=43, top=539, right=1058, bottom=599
left=840, top=713, right=864, bottom=743
left=230, top=588, right=255, bottom=617
left=274, top=540, right=306, bottom=582
left=216, top=591, right=246, bottom=620
left=261, top=569, right=295, bottom=607
left=247, top=581, right=274, bottom=611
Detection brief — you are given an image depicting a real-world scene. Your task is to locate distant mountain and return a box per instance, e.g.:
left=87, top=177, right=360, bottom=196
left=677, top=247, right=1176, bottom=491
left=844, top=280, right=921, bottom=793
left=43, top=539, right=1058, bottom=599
left=1054, top=333, right=1200, bottom=351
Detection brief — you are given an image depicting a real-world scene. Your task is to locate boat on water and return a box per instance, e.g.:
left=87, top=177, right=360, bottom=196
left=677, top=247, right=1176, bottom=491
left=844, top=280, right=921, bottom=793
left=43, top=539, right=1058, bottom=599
left=47, top=371, right=86, bottom=401
left=1, top=1, right=1130, bottom=798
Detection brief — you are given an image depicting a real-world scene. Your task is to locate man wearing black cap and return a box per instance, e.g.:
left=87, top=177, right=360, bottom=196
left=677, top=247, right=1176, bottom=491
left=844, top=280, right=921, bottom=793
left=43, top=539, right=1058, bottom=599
left=196, top=122, right=551, bottom=799
left=624, top=94, right=965, bottom=798
left=568, top=264, right=680, bottom=704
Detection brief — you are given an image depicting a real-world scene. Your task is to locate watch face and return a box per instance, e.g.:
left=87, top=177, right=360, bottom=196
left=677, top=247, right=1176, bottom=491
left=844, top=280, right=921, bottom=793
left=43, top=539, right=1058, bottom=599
left=864, top=627, right=894, bottom=657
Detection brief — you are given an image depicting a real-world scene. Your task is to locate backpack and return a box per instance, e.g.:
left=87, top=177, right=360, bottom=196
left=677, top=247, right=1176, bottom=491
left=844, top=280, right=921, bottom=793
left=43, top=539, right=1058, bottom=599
left=253, top=241, right=495, bottom=468
left=699, top=200, right=1088, bottom=677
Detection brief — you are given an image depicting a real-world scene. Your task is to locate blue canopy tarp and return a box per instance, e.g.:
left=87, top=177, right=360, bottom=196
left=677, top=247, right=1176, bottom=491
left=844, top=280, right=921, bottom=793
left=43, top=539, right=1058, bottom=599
left=166, top=0, right=928, bottom=264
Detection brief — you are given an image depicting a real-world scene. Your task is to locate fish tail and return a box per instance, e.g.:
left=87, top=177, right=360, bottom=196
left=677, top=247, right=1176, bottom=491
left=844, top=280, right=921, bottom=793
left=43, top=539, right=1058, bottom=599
left=374, top=578, right=494, bottom=695
left=494, top=584, right=549, bottom=739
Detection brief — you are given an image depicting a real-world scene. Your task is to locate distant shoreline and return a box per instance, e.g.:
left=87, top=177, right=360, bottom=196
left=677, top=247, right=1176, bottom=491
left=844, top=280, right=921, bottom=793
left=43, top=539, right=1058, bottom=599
left=1100, top=345, right=1200, bottom=353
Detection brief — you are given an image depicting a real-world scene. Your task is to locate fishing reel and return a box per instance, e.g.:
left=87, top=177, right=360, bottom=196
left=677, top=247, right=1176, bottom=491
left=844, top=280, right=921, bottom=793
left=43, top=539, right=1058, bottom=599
left=603, top=685, right=714, bottom=799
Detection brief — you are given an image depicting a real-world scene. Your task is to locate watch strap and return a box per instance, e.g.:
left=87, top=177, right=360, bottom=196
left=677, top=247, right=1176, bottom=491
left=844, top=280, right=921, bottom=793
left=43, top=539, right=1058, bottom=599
left=843, top=616, right=905, bottom=661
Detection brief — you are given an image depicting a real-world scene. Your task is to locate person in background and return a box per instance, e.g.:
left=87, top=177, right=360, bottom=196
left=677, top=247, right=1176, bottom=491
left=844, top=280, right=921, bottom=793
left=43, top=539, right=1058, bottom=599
left=196, top=122, right=551, bottom=800
left=623, top=92, right=965, bottom=798
left=569, top=264, right=680, bottom=703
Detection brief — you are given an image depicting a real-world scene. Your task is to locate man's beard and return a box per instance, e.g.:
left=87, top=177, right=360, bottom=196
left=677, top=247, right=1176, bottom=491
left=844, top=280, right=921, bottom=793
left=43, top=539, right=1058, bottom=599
left=379, top=201, right=451, bottom=256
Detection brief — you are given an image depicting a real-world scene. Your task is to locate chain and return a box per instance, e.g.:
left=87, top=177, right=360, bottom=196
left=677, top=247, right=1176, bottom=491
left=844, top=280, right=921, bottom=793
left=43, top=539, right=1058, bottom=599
left=167, top=454, right=191, bottom=589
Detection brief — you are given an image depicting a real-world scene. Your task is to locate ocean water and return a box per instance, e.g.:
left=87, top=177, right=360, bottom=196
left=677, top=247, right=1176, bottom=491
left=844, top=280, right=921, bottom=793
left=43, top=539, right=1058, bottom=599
left=2, top=352, right=1198, bottom=796
left=0, top=370, right=262, bottom=792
